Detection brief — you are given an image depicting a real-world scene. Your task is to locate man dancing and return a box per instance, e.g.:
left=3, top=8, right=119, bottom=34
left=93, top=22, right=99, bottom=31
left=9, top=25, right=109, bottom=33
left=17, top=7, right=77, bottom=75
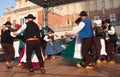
left=13, top=14, right=46, bottom=75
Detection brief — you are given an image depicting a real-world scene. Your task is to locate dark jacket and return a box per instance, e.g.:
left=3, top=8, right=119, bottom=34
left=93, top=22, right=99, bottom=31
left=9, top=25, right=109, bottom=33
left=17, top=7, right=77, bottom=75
left=1, top=28, right=14, bottom=44
left=25, top=21, right=40, bottom=40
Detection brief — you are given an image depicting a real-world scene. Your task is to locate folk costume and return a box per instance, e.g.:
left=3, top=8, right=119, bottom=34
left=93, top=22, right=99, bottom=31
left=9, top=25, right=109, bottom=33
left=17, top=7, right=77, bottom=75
left=62, top=17, right=84, bottom=67
left=93, top=20, right=107, bottom=63
left=79, top=12, right=94, bottom=68
left=17, top=28, right=45, bottom=68
left=1, top=21, right=15, bottom=69
left=70, top=11, right=94, bottom=68
left=104, top=19, right=117, bottom=64
left=13, top=24, right=23, bottom=60
left=61, top=27, right=84, bottom=65
left=13, top=14, right=46, bottom=75
left=44, top=29, right=64, bottom=59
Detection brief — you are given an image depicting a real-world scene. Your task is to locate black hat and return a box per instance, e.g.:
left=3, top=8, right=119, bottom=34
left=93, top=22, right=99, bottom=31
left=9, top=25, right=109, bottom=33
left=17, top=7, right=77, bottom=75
left=79, top=11, right=88, bottom=16
left=25, top=14, right=36, bottom=19
left=4, top=21, right=12, bottom=25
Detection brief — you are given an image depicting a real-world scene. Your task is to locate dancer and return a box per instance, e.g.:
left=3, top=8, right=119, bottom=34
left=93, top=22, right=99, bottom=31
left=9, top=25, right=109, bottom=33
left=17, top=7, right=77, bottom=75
left=44, top=28, right=64, bottom=60
left=66, top=11, right=94, bottom=68
left=78, top=11, right=94, bottom=69
left=93, top=20, right=107, bottom=64
left=13, top=14, right=46, bottom=75
left=104, top=19, right=117, bottom=64
left=17, top=27, right=46, bottom=69
left=13, top=24, right=23, bottom=61
left=1, top=21, right=15, bottom=69
left=62, top=17, right=84, bottom=68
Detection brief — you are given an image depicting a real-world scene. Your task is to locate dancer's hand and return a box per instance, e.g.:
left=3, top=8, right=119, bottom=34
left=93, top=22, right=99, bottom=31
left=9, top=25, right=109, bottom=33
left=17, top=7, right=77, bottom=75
left=49, top=39, right=52, bottom=42
left=104, top=29, right=108, bottom=32
left=13, top=32, right=17, bottom=35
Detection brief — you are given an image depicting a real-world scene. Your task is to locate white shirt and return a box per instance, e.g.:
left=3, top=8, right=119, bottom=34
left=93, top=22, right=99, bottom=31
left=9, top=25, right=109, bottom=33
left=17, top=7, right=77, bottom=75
left=69, top=21, right=85, bottom=35
left=16, top=24, right=26, bottom=35
left=105, top=26, right=115, bottom=40
left=16, top=23, right=42, bottom=35
left=108, top=26, right=115, bottom=35
left=44, top=33, right=59, bottom=42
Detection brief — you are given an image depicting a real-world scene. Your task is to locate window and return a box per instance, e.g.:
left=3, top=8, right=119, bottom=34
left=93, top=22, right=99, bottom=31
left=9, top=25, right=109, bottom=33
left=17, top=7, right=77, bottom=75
left=66, top=19, right=70, bottom=26
left=86, top=1, right=90, bottom=11
left=12, top=20, right=16, bottom=26
left=20, top=18, right=25, bottom=25
left=94, top=16, right=99, bottom=20
left=102, top=0, right=105, bottom=8
left=110, top=0, right=113, bottom=8
left=94, top=1, right=97, bottom=10
left=110, top=14, right=116, bottom=22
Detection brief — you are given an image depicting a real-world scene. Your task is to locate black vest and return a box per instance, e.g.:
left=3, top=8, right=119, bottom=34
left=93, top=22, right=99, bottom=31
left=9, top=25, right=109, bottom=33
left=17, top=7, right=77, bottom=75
left=1, top=29, right=14, bottom=44
left=108, top=25, right=117, bottom=42
left=25, top=21, right=40, bottom=40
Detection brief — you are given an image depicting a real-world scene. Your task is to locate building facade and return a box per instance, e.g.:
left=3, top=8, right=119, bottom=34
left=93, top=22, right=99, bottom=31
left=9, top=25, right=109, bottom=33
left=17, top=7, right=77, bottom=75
left=0, top=0, right=120, bottom=36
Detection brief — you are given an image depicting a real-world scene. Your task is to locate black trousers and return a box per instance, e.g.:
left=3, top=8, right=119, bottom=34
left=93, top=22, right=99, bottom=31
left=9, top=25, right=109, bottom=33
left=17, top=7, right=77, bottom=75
left=105, top=40, right=114, bottom=60
left=90, top=37, right=101, bottom=61
left=1, top=43, right=15, bottom=62
left=82, top=37, right=93, bottom=64
left=26, top=40, right=44, bottom=69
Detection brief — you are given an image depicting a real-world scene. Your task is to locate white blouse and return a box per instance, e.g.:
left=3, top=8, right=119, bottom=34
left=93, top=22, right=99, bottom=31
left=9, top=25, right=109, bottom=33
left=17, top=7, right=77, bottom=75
left=69, top=21, right=85, bottom=35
